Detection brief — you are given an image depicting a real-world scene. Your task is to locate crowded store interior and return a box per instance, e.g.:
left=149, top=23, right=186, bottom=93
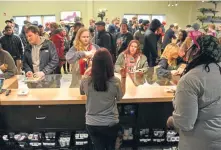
left=0, top=0, right=221, bottom=150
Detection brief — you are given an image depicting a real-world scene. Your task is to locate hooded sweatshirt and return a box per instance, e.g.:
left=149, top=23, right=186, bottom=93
left=32, top=37, right=45, bottom=73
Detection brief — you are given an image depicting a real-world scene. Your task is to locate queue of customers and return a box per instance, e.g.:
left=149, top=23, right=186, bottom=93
left=1, top=17, right=221, bottom=150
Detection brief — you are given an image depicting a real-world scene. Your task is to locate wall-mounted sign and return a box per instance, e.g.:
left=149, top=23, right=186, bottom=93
left=60, top=11, right=81, bottom=22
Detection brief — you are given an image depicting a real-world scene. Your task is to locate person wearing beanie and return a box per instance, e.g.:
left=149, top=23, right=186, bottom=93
left=162, top=24, right=176, bottom=51
left=38, top=25, right=49, bottom=40
left=134, top=20, right=150, bottom=50
left=70, top=22, right=84, bottom=48
left=0, top=43, right=18, bottom=79
left=143, top=19, right=162, bottom=67
left=115, top=22, right=133, bottom=57
left=188, top=23, right=202, bottom=46
left=32, top=21, right=39, bottom=26
left=95, top=21, right=112, bottom=52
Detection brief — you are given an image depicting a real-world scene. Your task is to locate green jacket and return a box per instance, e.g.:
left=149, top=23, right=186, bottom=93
left=115, top=52, right=148, bottom=73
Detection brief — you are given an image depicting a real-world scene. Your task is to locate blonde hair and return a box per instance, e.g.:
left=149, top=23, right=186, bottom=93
left=161, top=43, right=179, bottom=66
left=180, top=37, right=192, bottom=52
left=208, top=24, right=216, bottom=30
left=74, top=28, right=90, bottom=51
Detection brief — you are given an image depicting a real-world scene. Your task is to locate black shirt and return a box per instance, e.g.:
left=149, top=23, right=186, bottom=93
left=115, top=32, right=133, bottom=56
left=162, top=28, right=176, bottom=50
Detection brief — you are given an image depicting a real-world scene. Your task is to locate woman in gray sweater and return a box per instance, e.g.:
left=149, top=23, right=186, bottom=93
left=66, top=28, right=99, bottom=88
left=80, top=49, right=124, bottom=150
left=167, top=35, right=221, bottom=150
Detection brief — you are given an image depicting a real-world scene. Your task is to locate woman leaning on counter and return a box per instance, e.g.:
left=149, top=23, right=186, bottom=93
left=80, top=49, right=124, bottom=150
left=156, top=43, right=186, bottom=78
left=115, top=40, right=148, bottom=76
left=66, top=28, right=99, bottom=88
left=167, top=35, right=221, bottom=150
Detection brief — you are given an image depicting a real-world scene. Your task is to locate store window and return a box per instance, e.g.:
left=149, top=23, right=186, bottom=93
left=13, top=16, right=28, bottom=34
left=152, top=15, right=166, bottom=23
left=123, top=14, right=165, bottom=22
left=13, top=15, right=56, bottom=34
left=29, top=16, right=42, bottom=25
left=43, top=16, right=56, bottom=25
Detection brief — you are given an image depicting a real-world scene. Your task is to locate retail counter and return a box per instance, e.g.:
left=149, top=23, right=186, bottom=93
left=0, top=71, right=179, bottom=149
left=0, top=72, right=176, bottom=105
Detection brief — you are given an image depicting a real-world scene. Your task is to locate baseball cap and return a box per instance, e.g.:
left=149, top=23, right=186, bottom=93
left=5, top=20, right=12, bottom=24
left=38, top=25, right=43, bottom=28
left=142, top=20, right=150, bottom=26
left=95, top=21, right=105, bottom=26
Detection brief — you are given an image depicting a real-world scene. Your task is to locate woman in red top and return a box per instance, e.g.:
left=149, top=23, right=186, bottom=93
left=50, top=22, right=65, bottom=74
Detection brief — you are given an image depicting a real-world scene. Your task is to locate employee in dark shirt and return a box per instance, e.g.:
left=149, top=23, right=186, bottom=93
left=162, top=24, right=176, bottom=51
left=116, top=21, right=133, bottom=57
left=95, top=21, right=112, bottom=51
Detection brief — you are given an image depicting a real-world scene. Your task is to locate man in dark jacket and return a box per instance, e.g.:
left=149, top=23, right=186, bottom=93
left=10, top=19, right=19, bottom=35
left=19, top=24, right=30, bottom=49
left=0, top=25, right=24, bottom=63
left=143, top=19, right=162, bottom=67
left=24, top=25, right=59, bottom=78
left=95, top=21, right=112, bottom=51
left=116, top=21, right=133, bottom=56
left=134, top=20, right=150, bottom=50
left=162, top=24, right=176, bottom=51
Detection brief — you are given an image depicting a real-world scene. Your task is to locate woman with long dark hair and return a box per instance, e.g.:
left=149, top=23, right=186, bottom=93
left=80, top=48, right=123, bottom=150
left=167, top=35, right=221, bottom=150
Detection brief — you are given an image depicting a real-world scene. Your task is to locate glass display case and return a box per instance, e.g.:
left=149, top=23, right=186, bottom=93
left=0, top=67, right=179, bottom=149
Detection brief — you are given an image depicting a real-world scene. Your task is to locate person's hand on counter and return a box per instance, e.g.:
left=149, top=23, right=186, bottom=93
left=26, top=71, right=33, bottom=77
left=136, top=69, right=144, bottom=76
left=0, top=64, right=8, bottom=71
left=120, top=67, right=127, bottom=78
left=167, top=116, right=174, bottom=128
left=171, top=70, right=179, bottom=76
left=34, top=71, right=45, bottom=79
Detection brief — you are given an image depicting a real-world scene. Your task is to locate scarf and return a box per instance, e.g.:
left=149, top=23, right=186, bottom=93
left=79, top=44, right=93, bottom=75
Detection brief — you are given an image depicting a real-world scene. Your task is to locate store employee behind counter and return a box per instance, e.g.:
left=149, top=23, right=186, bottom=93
left=0, top=43, right=18, bottom=79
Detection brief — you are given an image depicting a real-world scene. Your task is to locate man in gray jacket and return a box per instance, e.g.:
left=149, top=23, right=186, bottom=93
left=23, top=25, right=59, bottom=78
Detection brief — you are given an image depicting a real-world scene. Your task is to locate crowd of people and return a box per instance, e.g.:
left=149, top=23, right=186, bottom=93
left=1, top=16, right=221, bottom=150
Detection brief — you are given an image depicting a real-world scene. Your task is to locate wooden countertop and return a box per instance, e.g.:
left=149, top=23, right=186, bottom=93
left=0, top=75, right=175, bottom=105
left=3, top=76, right=18, bottom=89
